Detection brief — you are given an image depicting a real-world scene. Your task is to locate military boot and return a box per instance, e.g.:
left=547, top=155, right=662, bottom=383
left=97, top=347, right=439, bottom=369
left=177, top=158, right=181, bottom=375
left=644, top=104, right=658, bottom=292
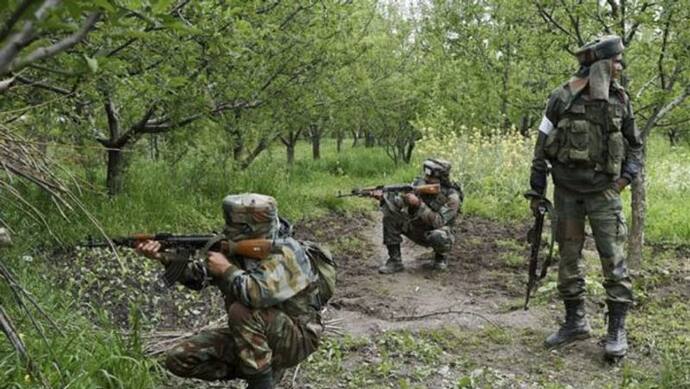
left=245, top=369, right=273, bottom=389
left=604, top=301, right=629, bottom=360
left=379, top=244, right=404, bottom=274
left=544, top=299, right=592, bottom=349
left=424, top=252, right=448, bottom=271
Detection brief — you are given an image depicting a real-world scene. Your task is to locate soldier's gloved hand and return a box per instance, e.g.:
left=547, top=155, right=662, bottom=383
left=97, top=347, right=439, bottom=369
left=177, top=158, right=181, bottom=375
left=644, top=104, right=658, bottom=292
left=403, top=193, right=421, bottom=208
left=135, top=240, right=163, bottom=261
left=529, top=197, right=541, bottom=216
left=612, top=177, right=630, bottom=193
left=207, top=251, right=231, bottom=277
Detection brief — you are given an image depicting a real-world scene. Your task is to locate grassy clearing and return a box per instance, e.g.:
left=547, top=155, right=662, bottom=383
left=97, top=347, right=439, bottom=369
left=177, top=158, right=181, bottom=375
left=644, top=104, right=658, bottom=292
left=1, top=135, right=688, bottom=387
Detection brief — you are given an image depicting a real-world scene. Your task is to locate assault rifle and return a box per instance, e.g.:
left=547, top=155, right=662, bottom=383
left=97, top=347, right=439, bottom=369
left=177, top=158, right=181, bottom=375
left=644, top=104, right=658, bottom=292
left=81, top=233, right=274, bottom=286
left=523, top=195, right=554, bottom=310
left=337, top=183, right=440, bottom=198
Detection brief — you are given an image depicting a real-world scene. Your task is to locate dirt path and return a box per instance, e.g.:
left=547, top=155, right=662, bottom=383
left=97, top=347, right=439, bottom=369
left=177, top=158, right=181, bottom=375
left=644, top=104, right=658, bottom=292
left=295, top=211, right=665, bottom=389
left=320, top=212, right=549, bottom=336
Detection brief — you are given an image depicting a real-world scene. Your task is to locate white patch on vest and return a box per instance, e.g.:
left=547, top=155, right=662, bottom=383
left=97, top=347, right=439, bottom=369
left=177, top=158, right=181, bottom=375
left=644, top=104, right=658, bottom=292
left=538, top=115, right=554, bottom=135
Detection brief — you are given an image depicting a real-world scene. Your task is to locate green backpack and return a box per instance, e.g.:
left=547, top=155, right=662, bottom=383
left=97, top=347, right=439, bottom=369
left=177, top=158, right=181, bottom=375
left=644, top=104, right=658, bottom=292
left=301, top=241, right=337, bottom=305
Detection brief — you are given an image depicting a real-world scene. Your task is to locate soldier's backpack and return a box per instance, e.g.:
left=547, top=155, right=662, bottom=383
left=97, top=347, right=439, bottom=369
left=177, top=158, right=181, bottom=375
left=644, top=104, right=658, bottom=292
left=300, top=241, right=337, bottom=305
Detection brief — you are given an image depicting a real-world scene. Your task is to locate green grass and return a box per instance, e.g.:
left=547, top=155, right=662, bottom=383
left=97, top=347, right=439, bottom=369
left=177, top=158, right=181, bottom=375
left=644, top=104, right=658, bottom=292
left=1, top=134, right=689, bottom=388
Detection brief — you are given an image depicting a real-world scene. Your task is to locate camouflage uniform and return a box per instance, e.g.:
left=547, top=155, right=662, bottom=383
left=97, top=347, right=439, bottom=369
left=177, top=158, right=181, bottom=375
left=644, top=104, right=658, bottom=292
left=528, top=36, right=643, bottom=358
left=162, top=194, right=324, bottom=387
left=380, top=159, right=462, bottom=273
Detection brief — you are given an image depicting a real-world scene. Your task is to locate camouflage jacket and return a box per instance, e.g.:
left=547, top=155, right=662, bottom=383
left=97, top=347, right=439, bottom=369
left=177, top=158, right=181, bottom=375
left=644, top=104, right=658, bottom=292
left=407, top=177, right=462, bottom=228
left=530, top=82, right=643, bottom=194
left=166, top=237, right=322, bottom=322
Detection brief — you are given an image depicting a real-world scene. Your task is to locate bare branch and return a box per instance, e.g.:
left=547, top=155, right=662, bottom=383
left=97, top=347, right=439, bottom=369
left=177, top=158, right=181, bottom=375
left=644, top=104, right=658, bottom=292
left=623, top=2, right=653, bottom=45
left=9, top=12, right=101, bottom=73
left=656, top=86, right=690, bottom=121
left=0, top=0, right=36, bottom=43
left=533, top=1, right=577, bottom=43
left=0, top=0, right=62, bottom=76
left=558, top=0, right=583, bottom=45
left=606, top=0, right=619, bottom=18
left=14, top=75, right=72, bottom=95
left=641, top=85, right=690, bottom=136
left=657, top=8, right=673, bottom=90
left=634, top=75, right=658, bottom=100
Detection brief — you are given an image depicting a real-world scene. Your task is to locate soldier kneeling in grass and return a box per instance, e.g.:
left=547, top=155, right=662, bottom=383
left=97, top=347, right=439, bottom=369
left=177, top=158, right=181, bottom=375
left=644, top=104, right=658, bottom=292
left=136, top=194, right=335, bottom=389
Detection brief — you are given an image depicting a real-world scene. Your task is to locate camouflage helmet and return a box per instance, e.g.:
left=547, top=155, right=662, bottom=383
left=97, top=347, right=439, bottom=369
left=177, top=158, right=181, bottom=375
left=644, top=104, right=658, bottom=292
left=575, top=35, right=624, bottom=66
left=423, top=158, right=452, bottom=179
left=222, top=193, right=279, bottom=240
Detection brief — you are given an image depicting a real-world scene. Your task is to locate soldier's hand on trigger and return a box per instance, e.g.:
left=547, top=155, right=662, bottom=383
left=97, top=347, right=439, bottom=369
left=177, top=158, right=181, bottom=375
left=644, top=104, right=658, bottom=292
left=207, top=251, right=231, bottom=277
left=403, top=192, right=421, bottom=208
left=135, top=240, right=163, bottom=261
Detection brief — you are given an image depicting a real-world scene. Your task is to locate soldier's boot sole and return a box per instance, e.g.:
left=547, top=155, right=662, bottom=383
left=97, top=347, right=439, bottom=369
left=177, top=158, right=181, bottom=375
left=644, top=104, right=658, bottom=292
left=544, top=328, right=591, bottom=349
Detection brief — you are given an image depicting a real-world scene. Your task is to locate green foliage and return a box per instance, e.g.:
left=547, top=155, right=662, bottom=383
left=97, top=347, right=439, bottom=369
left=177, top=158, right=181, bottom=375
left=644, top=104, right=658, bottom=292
left=0, top=268, right=159, bottom=388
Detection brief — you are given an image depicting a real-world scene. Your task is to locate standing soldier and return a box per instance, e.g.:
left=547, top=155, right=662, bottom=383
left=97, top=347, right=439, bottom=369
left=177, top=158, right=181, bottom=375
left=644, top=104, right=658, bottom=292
left=526, top=35, right=643, bottom=360
left=136, top=194, right=333, bottom=389
left=377, top=158, right=463, bottom=273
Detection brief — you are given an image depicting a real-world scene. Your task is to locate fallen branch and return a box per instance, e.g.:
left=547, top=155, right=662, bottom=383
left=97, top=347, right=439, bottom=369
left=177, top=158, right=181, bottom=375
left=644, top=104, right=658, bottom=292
left=392, top=308, right=502, bottom=329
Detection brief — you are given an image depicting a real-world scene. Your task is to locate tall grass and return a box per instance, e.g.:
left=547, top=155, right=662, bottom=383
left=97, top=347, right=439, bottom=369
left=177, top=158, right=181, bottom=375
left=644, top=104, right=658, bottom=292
left=417, top=125, right=534, bottom=220
left=643, top=139, right=690, bottom=244
left=418, top=125, right=690, bottom=243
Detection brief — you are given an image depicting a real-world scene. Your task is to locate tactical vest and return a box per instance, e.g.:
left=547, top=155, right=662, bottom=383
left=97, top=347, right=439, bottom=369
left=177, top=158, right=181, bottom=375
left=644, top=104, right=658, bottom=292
left=544, top=92, right=626, bottom=176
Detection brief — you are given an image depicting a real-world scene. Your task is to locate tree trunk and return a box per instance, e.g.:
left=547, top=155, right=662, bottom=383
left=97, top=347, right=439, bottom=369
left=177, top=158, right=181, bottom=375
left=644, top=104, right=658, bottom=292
left=500, top=44, right=511, bottom=129
left=351, top=128, right=359, bottom=147
left=336, top=131, right=343, bottom=152
left=629, top=167, right=645, bottom=268
left=232, top=128, right=244, bottom=161
left=365, top=130, right=375, bottom=148
left=311, top=128, right=321, bottom=160
left=286, top=144, right=295, bottom=165
left=106, top=148, right=125, bottom=196
left=148, top=135, right=159, bottom=160
left=519, top=114, right=531, bottom=137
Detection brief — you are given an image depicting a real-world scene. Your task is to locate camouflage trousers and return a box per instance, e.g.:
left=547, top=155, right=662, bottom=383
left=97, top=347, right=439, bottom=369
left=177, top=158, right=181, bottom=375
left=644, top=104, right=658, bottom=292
left=554, top=185, right=632, bottom=303
left=165, top=303, right=323, bottom=380
left=382, top=204, right=454, bottom=254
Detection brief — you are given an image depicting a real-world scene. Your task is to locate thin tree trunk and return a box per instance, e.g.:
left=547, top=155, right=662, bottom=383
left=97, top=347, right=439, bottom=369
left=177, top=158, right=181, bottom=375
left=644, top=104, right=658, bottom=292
left=351, top=128, right=359, bottom=147
left=106, top=148, right=124, bottom=196
left=310, top=125, right=321, bottom=160
left=286, top=144, right=295, bottom=165
left=365, top=129, right=375, bottom=148
left=336, top=131, right=343, bottom=152
left=629, top=166, right=645, bottom=267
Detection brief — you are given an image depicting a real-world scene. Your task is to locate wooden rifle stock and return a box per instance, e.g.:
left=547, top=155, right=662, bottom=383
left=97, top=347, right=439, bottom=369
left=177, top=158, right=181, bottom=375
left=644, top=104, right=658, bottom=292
left=221, top=239, right=273, bottom=260
left=414, top=183, right=440, bottom=195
